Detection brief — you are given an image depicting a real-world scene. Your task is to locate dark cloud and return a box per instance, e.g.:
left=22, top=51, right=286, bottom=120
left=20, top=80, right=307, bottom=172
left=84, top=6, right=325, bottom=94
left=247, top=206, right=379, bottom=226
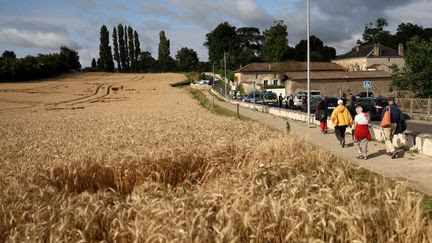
left=277, top=0, right=425, bottom=54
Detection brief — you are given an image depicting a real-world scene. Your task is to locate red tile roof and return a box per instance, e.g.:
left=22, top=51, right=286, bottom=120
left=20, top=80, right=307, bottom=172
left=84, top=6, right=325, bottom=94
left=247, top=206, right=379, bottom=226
left=285, top=70, right=391, bottom=81
left=236, top=61, right=346, bottom=73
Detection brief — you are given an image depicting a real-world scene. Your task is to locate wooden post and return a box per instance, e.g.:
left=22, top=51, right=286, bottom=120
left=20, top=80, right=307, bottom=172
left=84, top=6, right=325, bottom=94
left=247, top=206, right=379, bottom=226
left=410, top=99, right=414, bottom=115
left=428, top=98, right=431, bottom=115
left=236, top=103, right=240, bottom=118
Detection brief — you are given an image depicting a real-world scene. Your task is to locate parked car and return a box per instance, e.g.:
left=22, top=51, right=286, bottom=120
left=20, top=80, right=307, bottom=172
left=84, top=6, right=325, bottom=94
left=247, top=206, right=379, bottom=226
left=261, top=91, right=278, bottom=107
left=326, top=97, right=339, bottom=114
left=299, top=96, right=323, bottom=113
left=347, top=97, right=388, bottom=120
left=310, top=90, right=323, bottom=98
left=242, top=91, right=261, bottom=103
left=294, top=93, right=305, bottom=107
left=356, top=92, right=374, bottom=98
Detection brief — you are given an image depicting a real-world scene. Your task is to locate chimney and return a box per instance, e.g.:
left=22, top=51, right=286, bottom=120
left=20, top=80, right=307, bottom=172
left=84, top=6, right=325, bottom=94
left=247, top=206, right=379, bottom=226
left=398, top=43, right=404, bottom=56
left=356, top=46, right=360, bottom=52
left=373, top=43, right=381, bottom=56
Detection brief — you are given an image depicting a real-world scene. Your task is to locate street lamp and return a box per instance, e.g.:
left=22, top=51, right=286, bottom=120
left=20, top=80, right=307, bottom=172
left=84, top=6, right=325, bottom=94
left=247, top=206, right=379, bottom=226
left=307, top=0, right=311, bottom=124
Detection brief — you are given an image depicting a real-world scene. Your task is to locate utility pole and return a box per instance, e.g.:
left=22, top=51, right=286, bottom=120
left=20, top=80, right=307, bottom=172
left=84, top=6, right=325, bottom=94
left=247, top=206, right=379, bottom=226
left=224, top=52, right=227, bottom=98
left=307, top=0, right=311, bottom=124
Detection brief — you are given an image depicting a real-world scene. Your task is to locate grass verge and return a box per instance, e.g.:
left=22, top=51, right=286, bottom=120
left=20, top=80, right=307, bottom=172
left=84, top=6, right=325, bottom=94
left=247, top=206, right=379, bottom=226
left=188, top=88, right=248, bottom=121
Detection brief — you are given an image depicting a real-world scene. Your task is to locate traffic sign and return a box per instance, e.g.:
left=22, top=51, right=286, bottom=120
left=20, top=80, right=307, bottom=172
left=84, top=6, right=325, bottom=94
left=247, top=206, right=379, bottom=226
left=363, top=80, right=372, bottom=89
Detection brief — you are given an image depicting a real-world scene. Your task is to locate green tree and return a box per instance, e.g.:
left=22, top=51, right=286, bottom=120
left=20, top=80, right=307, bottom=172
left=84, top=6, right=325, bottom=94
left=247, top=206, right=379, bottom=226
left=98, top=25, right=114, bottom=72
left=127, top=26, right=136, bottom=72
left=261, top=20, right=289, bottom=62
left=2, top=51, right=16, bottom=59
left=113, top=27, right=121, bottom=71
left=236, top=27, right=262, bottom=65
left=158, top=30, right=171, bottom=71
left=117, top=24, right=128, bottom=72
left=138, top=51, right=157, bottom=72
left=294, top=35, right=336, bottom=61
left=391, top=37, right=432, bottom=98
left=395, top=23, right=432, bottom=50
left=91, top=58, right=97, bottom=68
left=175, top=47, right=199, bottom=72
left=0, top=49, right=81, bottom=82
left=357, top=18, right=392, bottom=45
left=204, top=22, right=240, bottom=70
left=124, top=25, right=130, bottom=71
left=134, top=31, right=141, bottom=66
left=60, top=46, right=81, bottom=71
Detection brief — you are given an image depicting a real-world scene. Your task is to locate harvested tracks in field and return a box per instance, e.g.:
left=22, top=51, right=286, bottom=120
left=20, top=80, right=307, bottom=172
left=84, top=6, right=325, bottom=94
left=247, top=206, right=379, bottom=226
left=47, top=75, right=140, bottom=109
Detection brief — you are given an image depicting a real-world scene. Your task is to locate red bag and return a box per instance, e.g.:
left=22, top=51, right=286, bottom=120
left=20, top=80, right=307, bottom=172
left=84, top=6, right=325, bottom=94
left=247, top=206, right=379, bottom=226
left=381, top=107, right=391, bottom=128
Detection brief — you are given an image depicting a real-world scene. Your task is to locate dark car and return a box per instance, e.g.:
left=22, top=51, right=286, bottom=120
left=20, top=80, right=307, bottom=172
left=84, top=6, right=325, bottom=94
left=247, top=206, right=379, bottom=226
left=299, top=96, right=323, bottom=113
left=326, top=97, right=339, bottom=114
left=356, top=92, right=374, bottom=98
left=242, top=91, right=262, bottom=103
left=347, top=97, right=388, bottom=120
left=261, top=91, right=278, bottom=107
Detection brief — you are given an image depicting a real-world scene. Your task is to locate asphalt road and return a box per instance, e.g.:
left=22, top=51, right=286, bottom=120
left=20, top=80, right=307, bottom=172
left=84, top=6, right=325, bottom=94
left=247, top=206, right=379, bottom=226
left=210, top=87, right=432, bottom=135
left=370, top=120, right=432, bottom=135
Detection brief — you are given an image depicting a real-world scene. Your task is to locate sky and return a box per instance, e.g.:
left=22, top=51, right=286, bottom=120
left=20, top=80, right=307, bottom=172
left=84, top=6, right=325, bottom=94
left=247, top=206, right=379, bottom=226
left=1, top=0, right=432, bottom=67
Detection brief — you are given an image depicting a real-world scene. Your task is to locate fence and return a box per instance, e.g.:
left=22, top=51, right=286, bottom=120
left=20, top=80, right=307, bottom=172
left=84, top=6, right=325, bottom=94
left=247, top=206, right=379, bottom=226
left=395, top=98, right=432, bottom=115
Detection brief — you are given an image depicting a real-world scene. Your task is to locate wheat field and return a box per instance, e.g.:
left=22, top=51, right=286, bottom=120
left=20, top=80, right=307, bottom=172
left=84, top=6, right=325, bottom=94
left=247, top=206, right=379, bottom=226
left=0, top=73, right=431, bottom=242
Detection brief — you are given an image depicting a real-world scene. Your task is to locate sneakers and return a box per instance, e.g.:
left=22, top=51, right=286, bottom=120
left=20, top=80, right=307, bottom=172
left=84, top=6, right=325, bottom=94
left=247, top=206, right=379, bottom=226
left=356, top=154, right=368, bottom=160
left=341, top=140, right=345, bottom=148
left=391, top=151, right=399, bottom=159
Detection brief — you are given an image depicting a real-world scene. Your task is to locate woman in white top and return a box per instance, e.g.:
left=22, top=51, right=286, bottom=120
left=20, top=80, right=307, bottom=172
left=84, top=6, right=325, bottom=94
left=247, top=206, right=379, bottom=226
left=354, top=106, right=372, bottom=159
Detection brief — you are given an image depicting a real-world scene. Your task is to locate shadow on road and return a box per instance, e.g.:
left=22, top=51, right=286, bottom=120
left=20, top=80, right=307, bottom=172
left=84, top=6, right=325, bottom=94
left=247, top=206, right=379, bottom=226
left=367, top=149, right=387, bottom=159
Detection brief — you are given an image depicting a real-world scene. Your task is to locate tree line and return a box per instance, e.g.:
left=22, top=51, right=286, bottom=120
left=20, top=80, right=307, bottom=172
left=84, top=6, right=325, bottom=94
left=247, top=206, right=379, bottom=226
left=205, top=20, right=336, bottom=72
left=0, top=47, right=81, bottom=82
left=357, top=18, right=432, bottom=49
left=94, top=24, right=209, bottom=73
left=355, top=18, right=432, bottom=98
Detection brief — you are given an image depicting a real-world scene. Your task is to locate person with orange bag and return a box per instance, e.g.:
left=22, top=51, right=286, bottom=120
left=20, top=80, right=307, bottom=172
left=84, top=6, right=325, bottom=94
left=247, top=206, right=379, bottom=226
left=380, top=98, right=406, bottom=159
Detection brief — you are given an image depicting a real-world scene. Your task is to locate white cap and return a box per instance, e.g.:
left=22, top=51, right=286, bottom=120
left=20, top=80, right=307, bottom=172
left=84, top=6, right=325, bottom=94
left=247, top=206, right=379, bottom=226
left=338, top=100, right=344, bottom=105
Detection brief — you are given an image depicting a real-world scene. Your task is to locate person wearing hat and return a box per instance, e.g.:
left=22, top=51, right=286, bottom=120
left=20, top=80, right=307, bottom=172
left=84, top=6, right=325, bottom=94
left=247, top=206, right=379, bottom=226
left=331, top=99, right=353, bottom=147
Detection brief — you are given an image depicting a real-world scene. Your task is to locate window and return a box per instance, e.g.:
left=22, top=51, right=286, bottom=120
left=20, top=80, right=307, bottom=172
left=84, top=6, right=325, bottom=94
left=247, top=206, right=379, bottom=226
left=273, top=80, right=278, bottom=85
left=273, top=73, right=277, bottom=78
left=264, top=80, right=268, bottom=86
left=255, top=73, right=258, bottom=79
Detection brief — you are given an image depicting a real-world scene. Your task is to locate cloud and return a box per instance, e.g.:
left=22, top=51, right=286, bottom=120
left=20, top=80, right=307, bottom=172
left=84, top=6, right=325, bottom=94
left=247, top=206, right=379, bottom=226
left=275, top=0, right=422, bottom=54
left=0, top=20, right=81, bottom=50
left=385, top=0, right=432, bottom=27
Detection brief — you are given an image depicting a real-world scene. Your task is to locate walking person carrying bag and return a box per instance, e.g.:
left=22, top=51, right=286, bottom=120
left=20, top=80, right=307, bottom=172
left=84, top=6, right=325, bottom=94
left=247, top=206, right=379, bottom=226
left=381, top=98, right=404, bottom=159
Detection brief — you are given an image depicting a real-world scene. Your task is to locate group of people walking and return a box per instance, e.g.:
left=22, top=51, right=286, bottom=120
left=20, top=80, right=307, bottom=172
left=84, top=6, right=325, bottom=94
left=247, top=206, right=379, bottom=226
left=315, top=97, right=406, bottom=160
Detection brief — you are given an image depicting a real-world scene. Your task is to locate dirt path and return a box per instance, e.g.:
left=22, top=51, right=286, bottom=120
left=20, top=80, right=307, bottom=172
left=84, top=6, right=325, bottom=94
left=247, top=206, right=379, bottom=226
left=204, top=91, right=432, bottom=195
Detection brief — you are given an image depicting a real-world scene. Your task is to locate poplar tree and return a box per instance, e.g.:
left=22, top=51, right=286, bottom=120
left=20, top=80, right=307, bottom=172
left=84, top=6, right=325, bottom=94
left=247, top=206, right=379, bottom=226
left=134, top=31, right=141, bottom=66
left=124, top=25, right=130, bottom=71
left=118, top=24, right=127, bottom=72
left=158, top=30, right=170, bottom=71
left=128, top=26, right=135, bottom=72
left=98, top=25, right=114, bottom=72
left=91, top=58, right=97, bottom=68
left=113, top=27, right=121, bottom=71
